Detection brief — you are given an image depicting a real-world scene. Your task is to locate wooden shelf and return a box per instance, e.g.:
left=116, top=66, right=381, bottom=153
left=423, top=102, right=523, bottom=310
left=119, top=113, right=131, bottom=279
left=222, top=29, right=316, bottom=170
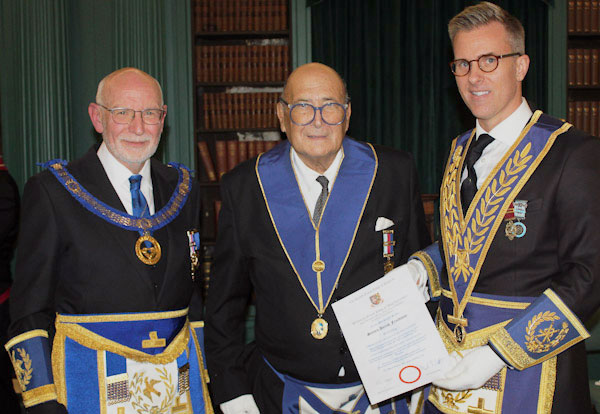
left=196, top=30, right=289, bottom=40
left=197, top=127, right=280, bottom=133
left=197, top=82, right=285, bottom=88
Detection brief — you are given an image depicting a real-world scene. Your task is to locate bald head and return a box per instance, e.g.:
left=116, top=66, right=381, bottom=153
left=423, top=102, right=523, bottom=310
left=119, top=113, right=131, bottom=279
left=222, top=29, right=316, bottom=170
left=96, top=68, right=163, bottom=107
left=282, top=63, right=349, bottom=104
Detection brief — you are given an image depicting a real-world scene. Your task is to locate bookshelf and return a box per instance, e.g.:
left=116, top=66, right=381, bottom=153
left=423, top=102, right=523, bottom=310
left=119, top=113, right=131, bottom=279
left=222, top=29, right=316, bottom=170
left=192, top=0, right=291, bottom=300
left=567, top=0, right=600, bottom=137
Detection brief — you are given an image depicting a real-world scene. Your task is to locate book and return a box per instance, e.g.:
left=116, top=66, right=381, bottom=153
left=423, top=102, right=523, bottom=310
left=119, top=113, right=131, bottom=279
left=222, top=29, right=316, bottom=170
left=227, top=140, right=239, bottom=171
left=238, top=141, right=249, bottom=164
left=568, top=49, right=576, bottom=86
left=584, top=49, right=591, bottom=85
left=576, top=1, right=584, bottom=32
left=592, top=49, right=599, bottom=86
left=214, top=200, right=222, bottom=234
left=569, top=1, right=576, bottom=33
left=197, top=141, right=217, bottom=181
left=583, top=101, right=591, bottom=133
left=576, top=48, right=584, bottom=86
left=215, top=140, right=228, bottom=180
left=591, top=102, right=598, bottom=137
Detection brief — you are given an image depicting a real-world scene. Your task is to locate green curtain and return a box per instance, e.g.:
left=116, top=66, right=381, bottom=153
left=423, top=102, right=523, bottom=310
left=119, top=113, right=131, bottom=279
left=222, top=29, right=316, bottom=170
left=0, top=0, right=194, bottom=191
left=311, top=0, right=548, bottom=194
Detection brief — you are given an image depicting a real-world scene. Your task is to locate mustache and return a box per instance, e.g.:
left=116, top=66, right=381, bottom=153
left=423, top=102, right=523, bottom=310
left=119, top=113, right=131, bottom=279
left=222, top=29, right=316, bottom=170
left=117, top=135, right=153, bottom=143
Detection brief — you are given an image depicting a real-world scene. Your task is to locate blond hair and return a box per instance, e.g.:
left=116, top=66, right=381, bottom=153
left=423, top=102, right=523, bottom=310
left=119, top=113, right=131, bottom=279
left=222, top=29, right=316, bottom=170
left=448, top=1, right=525, bottom=54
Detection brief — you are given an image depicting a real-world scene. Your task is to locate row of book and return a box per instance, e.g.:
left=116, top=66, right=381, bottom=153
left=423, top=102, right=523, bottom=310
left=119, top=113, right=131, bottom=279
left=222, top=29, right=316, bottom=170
left=202, top=92, right=280, bottom=130
left=194, top=0, right=288, bottom=33
left=568, top=48, right=600, bottom=86
left=196, top=45, right=289, bottom=83
left=568, top=1, right=600, bottom=33
left=197, top=139, right=280, bottom=181
left=568, top=100, right=600, bottom=137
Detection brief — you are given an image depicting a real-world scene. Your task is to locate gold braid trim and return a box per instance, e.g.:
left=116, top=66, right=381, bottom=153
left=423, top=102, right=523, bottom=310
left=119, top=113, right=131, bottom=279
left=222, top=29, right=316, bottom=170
left=190, top=324, right=214, bottom=414
left=537, top=357, right=557, bottom=414
left=437, top=308, right=510, bottom=352
left=55, top=320, right=189, bottom=364
left=56, top=308, right=188, bottom=323
left=441, top=289, right=531, bottom=310
left=489, top=327, right=535, bottom=370
left=544, top=289, right=590, bottom=339
left=411, top=251, right=441, bottom=298
left=21, top=384, right=57, bottom=408
left=5, top=329, right=48, bottom=350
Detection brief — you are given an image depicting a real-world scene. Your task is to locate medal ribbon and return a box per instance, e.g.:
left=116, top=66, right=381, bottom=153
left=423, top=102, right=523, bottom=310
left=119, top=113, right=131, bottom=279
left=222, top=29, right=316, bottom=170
left=42, top=160, right=191, bottom=233
left=441, top=111, right=571, bottom=320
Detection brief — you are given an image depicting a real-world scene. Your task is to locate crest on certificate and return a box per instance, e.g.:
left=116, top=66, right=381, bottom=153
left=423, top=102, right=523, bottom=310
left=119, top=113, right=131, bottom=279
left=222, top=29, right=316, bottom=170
left=370, top=293, right=383, bottom=306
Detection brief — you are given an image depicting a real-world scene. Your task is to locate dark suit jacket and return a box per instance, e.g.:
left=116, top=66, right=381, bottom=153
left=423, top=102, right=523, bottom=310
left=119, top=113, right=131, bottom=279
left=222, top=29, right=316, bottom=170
left=436, top=121, right=600, bottom=413
left=8, top=145, right=203, bottom=338
left=0, top=169, right=19, bottom=294
left=205, top=141, right=431, bottom=409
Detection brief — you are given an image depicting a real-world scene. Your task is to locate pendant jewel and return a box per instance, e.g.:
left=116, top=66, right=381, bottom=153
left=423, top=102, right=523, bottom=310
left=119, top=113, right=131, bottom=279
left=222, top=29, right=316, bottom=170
left=311, top=317, right=328, bottom=339
left=135, top=233, right=162, bottom=265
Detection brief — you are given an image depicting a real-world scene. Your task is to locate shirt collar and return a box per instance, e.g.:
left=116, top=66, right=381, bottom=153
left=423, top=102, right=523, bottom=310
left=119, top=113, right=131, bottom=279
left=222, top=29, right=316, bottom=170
left=290, top=146, right=344, bottom=187
left=475, top=98, right=533, bottom=147
left=97, top=142, right=152, bottom=191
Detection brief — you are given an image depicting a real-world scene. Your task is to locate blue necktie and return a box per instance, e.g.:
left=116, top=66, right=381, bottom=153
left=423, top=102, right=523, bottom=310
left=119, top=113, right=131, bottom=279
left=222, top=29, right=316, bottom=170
left=129, top=174, right=149, bottom=218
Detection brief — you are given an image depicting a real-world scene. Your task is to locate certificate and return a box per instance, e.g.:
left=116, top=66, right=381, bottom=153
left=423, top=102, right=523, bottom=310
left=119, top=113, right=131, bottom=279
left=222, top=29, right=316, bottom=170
left=332, top=270, right=448, bottom=404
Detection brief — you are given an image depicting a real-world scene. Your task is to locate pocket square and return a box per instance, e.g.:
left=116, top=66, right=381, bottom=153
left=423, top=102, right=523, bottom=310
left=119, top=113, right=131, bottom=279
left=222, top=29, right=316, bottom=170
left=375, top=217, right=394, bottom=231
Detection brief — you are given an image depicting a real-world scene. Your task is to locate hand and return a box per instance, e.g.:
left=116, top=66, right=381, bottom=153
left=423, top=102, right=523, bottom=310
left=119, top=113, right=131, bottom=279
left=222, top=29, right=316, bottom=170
left=433, top=345, right=506, bottom=391
left=220, top=394, right=260, bottom=414
left=387, top=261, right=430, bottom=302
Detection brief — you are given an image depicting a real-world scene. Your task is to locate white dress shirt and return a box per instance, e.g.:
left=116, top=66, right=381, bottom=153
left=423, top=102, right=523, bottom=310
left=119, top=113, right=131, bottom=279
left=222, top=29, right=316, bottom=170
left=97, top=142, right=155, bottom=216
left=290, top=147, right=344, bottom=218
left=460, top=98, right=533, bottom=188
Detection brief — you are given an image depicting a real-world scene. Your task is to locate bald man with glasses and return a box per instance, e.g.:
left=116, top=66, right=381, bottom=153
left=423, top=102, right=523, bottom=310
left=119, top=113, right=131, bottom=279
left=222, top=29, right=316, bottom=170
left=6, top=68, right=212, bottom=414
left=205, top=62, right=431, bottom=414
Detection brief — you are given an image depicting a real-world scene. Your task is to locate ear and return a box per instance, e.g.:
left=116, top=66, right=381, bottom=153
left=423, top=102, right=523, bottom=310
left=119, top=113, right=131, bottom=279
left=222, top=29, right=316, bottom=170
left=276, top=101, right=287, bottom=133
left=88, top=103, right=105, bottom=133
left=515, top=54, right=530, bottom=82
left=343, top=102, right=352, bottom=133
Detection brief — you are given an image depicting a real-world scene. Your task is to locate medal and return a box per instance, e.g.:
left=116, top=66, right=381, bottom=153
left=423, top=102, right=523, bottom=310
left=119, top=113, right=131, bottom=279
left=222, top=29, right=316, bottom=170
left=135, top=233, right=162, bottom=265
left=187, top=230, right=201, bottom=281
left=383, top=230, right=395, bottom=274
left=311, top=317, right=328, bottom=339
left=505, top=200, right=528, bottom=240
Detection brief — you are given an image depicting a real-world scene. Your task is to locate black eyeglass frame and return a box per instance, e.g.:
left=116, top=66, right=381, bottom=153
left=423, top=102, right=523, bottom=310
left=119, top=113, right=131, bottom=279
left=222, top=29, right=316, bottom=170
left=449, top=52, right=522, bottom=77
left=96, top=104, right=166, bottom=125
left=279, top=98, right=349, bottom=126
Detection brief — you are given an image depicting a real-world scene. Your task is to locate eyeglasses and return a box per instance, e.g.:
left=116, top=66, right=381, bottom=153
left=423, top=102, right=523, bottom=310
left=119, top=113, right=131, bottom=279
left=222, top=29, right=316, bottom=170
left=97, top=104, right=165, bottom=125
left=279, top=98, right=348, bottom=126
left=449, top=52, right=521, bottom=76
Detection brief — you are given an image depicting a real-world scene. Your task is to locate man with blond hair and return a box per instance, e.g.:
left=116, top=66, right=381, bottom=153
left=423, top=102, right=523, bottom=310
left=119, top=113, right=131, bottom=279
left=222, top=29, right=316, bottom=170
left=403, top=2, right=600, bottom=413
left=5, top=68, right=211, bottom=414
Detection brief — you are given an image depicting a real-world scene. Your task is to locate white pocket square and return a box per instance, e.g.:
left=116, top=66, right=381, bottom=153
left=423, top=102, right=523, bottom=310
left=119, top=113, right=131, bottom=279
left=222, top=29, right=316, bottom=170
left=375, top=217, right=394, bottom=231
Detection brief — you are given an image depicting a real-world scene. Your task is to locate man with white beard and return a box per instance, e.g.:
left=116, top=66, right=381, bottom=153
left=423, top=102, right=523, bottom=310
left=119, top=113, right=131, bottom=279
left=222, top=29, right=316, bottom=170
left=5, top=68, right=211, bottom=414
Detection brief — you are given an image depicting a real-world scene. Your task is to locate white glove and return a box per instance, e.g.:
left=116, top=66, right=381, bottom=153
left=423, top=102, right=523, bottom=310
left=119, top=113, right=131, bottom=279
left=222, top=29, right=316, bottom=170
left=387, top=260, right=430, bottom=302
left=220, top=394, right=261, bottom=414
left=433, top=345, right=506, bottom=391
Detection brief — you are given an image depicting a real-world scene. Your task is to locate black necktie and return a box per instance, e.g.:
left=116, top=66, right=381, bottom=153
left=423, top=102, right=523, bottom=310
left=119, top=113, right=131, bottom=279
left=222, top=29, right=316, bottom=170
left=313, top=175, right=329, bottom=225
left=461, top=133, right=494, bottom=214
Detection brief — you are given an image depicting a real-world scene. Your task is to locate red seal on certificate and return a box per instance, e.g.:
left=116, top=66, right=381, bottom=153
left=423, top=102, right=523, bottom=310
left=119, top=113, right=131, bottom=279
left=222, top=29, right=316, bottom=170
left=398, top=365, right=421, bottom=384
